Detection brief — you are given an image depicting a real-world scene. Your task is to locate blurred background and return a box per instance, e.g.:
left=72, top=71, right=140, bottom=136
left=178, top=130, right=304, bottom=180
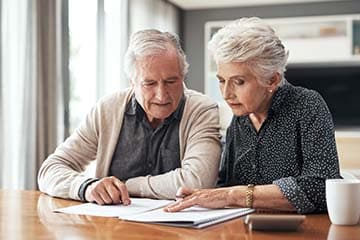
left=1, top=0, right=359, bottom=190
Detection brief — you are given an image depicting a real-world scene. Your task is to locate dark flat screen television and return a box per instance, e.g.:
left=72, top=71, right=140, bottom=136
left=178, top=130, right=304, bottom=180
left=286, top=65, right=360, bottom=129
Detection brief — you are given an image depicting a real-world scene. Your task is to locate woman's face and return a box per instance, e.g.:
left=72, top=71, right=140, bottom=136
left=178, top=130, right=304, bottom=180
left=217, top=62, right=275, bottom=117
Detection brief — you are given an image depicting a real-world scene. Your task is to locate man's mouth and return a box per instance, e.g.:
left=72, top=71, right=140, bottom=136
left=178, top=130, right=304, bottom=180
left=227, top=102, right=241, bottom=107
left=153, top=102, right=171, bottom=106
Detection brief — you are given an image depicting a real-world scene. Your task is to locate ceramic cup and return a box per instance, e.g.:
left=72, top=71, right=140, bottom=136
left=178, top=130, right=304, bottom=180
left=326, top=179, right=360, bottom=225
left=327, top=224, right=360, bottom=240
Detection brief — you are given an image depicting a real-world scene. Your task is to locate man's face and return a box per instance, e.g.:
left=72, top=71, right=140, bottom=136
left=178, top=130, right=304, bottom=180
left=132, top=50, right=184, bottom=125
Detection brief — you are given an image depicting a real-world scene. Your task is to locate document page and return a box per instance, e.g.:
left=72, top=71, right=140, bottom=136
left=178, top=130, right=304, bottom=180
left=54, top=198, right=173, bottom=217
left=122, top=206, right=255, bottom=228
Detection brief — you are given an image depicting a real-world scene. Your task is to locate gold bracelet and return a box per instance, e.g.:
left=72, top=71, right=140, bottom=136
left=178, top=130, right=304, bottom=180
left=245, top=184, right=255, bottom=208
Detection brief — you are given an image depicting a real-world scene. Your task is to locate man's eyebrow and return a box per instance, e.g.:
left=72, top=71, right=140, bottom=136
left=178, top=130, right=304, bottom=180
left=165, top=76, right=180, bottom=81
left=142, top=76, right=180, bottom=82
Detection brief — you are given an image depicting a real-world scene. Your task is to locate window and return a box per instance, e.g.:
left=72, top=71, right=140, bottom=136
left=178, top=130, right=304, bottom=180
left=68, top=0, right=128, bottom=133
left=69, top=0, right=97, bottom=132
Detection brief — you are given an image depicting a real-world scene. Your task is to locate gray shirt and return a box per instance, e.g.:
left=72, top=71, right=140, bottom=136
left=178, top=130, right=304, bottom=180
left=108, top=95, right=185, bottom=181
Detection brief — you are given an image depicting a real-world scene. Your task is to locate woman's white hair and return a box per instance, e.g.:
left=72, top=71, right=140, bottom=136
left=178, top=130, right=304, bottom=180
left=124, top=29, right=189, bottom=81
left=208, top=17, right=289, bottom=86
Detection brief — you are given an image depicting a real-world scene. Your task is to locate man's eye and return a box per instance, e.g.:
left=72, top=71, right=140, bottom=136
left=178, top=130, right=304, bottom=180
left=165, top=79, right=178, bottom=85
left=218, top=79, right=225, bottom=84
left=234, top=79, right=244, bottom=85
left=142, top=81, right=155, bottom=86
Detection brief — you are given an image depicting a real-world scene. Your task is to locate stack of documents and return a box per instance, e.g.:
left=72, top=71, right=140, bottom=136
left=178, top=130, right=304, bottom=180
left=55, top=198, right=254, bottom=228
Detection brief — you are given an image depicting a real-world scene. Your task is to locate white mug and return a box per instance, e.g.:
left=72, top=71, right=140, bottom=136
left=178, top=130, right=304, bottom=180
left=326, top=179, right=360, bottom=225
left=327, top=224, right=360, bottom=240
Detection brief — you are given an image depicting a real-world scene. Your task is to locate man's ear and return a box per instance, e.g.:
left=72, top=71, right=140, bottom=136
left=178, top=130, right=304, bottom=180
left=130, top=79, right=135, bottom=87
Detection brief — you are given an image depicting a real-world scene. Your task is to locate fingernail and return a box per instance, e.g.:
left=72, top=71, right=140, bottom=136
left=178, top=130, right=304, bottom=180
left=123, top=200, right=130, bottom=205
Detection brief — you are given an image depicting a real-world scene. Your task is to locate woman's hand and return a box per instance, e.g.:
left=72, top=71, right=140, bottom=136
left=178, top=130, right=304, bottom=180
left=164, top=186, right=230, bottom=212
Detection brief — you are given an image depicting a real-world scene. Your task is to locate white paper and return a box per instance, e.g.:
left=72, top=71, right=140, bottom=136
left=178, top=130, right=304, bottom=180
left=54, top=198, right=173, bottom=217
left=121, top=206, right=255, bottom=228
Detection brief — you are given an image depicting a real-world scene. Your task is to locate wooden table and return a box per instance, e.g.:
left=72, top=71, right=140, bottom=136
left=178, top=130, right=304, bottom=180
left=1, top=190, right=360, bottom=240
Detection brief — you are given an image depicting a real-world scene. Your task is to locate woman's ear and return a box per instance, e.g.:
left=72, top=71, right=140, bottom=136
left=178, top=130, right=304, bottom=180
left=269, top=72, right=281, bottom=88
left=267, top=72, right=281, bottom=93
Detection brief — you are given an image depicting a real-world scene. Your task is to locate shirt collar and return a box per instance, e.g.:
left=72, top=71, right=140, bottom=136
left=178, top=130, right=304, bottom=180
left=267, top=79, right=291, bottom=117
left=125, top=94, right=137, bottom=116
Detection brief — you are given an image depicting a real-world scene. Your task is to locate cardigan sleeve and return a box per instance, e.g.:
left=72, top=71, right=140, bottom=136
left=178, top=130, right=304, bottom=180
left=37, top=104, right=100, bottom=200
left=38, top=89, right=132, bottom=201
left=274, top=91, right=341, bottom=213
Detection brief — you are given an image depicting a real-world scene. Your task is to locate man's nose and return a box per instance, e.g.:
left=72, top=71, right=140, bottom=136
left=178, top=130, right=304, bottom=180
left=155, top=83, right=168, bottom=102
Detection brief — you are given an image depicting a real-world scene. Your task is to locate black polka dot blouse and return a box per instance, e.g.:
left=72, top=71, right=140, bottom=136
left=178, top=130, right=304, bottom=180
left=218, top=80, right=341, bottom=214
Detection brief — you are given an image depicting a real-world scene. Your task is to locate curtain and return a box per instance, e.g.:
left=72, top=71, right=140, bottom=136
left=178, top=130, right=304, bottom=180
left=80, top=0, right=130, bottom=176
left=129, top=0, right=180, bottom=35
left=0, top=0, right=180, bottom=187
left=0, top=0, right=68, bottom=189
left=98, top=0, right=129, bottom=98
left=0, top=0, right=3, bottom=185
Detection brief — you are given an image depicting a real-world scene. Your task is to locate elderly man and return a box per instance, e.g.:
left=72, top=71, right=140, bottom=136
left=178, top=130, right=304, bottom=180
left=38, top=29, right=221, bottom=205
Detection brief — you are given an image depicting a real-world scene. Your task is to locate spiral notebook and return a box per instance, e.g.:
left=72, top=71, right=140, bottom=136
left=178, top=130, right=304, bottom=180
left=121, top=205, right=255, bottom=229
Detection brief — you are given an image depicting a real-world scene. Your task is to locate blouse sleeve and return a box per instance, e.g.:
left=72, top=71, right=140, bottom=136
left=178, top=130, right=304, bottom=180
left=273, top=91, right=341, bottom=214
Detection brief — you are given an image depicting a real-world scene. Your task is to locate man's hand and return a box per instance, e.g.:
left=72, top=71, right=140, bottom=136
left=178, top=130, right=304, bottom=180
left=85, top=176, right=131, bottom=205
left=164, top=186, right=229, bottom=212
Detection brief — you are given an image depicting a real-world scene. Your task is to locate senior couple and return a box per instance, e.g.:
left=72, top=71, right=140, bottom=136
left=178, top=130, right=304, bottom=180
left=38, top=17, right=340, bottom=214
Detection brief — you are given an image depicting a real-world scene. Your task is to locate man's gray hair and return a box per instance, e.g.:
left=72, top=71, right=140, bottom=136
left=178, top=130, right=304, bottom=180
left=208, top=17, right=289, bottom=86
left=124, top=29, right=189, bottom=81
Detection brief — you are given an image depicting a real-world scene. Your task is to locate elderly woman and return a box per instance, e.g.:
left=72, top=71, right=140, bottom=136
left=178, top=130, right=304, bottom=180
left=165, top=17, right=341, bottom=214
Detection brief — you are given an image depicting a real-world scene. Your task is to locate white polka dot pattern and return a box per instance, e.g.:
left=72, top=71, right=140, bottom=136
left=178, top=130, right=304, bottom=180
left=217, top=81, right=341, bottom=214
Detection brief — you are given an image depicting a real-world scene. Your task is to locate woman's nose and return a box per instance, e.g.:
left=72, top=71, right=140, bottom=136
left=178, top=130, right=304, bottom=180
left=222, top=82, right=234, bottom=100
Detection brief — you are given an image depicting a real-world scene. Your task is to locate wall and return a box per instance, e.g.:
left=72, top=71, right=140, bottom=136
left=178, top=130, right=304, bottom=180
left=181, top=1, right=360, bottom=169
left=336, top=135, right=360, bottom=169
left=181, top=0, right=360, bottom=92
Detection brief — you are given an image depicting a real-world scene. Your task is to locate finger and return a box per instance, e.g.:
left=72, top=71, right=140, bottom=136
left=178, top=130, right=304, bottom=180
left=86, top=184, right=105, bottom=205
left=164, top=197, right=197, bottom=212
left=175, top=186, right=194, bottom=199
left=91, top=190, right=105, bottom=205
left=97, top=187, right=114, bottom=205
left=165, top=200, right=182, bottom=210
left=92, top=179, right=116, bottom=205
left=105, top=182, right=122, bottom=204
left=113, top=178, right=131, bottom=205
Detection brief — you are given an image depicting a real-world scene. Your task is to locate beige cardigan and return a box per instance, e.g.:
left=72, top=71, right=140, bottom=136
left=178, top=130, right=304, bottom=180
left=38, top=87, right=221, bottom=200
